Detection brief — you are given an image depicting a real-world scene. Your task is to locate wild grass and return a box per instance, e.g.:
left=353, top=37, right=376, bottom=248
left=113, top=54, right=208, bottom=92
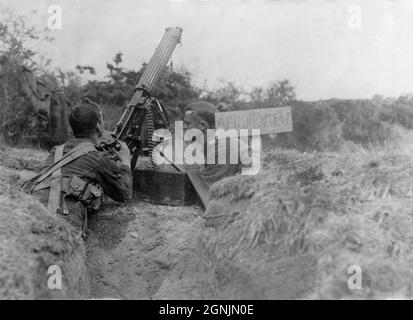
left=200, top=140, right=413, bottom=299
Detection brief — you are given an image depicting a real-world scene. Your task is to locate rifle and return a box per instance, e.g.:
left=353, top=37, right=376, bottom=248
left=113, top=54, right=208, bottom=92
left=98, top=27, right=182, bottom=169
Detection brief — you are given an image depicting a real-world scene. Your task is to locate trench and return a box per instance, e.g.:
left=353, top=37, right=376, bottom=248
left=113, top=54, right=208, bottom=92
left=85, top=200, right=210, bottom=299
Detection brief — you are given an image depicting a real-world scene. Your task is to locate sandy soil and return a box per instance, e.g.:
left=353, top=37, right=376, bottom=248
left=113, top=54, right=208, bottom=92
left=86, top=201, right=210, bottom=299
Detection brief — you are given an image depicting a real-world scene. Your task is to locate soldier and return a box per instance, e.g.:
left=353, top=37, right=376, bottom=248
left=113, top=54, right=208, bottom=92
left=183, top=101, right=260, bottom=186
left=23, top=99, right=133, bottom=236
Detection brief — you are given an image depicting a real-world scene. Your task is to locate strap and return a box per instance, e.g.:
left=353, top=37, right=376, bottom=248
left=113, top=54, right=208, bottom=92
left=33, top=176, right=69, bottom=193
left=47, top=145, right=64, bottom=214
left=35, top=142, right=97, bottom=185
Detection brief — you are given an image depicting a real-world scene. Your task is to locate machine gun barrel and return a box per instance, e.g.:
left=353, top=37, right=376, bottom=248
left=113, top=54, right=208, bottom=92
left=112, top=27, right=182, bottom=141
left=138, top=27, right=183, bottom=93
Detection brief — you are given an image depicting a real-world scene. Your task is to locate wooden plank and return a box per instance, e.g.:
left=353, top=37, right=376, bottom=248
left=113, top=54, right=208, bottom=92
left=186, top=170, right=209, bottom=209
left=157, top=151, right=210, bottom=209
left=215, top=107, right=293, bottom=135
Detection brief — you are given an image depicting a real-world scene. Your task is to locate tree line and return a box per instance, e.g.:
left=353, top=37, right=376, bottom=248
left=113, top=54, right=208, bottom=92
left=1, top=9, right=413, bottom=151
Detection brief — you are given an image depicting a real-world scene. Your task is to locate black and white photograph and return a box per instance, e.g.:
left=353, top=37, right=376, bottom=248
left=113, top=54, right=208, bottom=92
left=1, top=0, right=413, bottom=305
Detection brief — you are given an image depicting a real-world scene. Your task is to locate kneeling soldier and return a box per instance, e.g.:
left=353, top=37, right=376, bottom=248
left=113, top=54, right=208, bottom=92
left=23, top=99, right=133, bottom=236
left=183, top=102, right=260, bottom=185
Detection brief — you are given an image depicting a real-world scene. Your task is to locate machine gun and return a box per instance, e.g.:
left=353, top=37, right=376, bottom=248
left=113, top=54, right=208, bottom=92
left=99, top=27, right=209, bottom=208
left=98, top=27, right=182, bottom=169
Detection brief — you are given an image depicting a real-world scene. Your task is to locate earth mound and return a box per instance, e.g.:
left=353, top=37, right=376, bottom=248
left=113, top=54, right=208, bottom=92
left=201, top=146, right=413, bottom=299
left=0, top=164, right=89, bottom=299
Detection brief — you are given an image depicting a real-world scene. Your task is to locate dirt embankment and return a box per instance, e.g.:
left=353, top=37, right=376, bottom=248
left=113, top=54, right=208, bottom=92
left=3, top=141, right=413, bottom=300
left=201, top=144, right=413, bottom=299
left=0, top=149, right=89, bottom=299
left=86, top=201, right=208, bottom=299
left=0, top=145, right=211, bottom=299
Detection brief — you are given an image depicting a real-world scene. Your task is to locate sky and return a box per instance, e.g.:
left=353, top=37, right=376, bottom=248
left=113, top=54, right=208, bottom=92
left=1, top=0, right=413, bottom=100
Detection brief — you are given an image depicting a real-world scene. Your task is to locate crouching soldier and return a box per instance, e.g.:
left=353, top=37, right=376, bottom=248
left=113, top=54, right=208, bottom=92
left=183, top=102, right=261, bottom=185
left=23, top=99, right=133, bottom=236
left=182, top=102, right=261, bottom=228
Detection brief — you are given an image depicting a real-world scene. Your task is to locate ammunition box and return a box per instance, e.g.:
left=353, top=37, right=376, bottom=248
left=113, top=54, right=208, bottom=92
left=133, top=169, right=200, bottom=206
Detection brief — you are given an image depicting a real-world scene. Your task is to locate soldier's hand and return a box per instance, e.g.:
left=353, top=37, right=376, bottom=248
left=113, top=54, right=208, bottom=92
left=116, top=142, right=132, bottom=167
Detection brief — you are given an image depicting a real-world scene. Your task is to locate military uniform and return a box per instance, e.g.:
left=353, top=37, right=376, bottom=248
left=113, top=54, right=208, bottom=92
left=25, top=137, right=133, bottom=233
left=202, top=136, right=260, bottom=185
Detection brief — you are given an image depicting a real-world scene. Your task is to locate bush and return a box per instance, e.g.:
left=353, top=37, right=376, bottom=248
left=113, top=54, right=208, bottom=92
left=264, top=99, right=403, bottom=152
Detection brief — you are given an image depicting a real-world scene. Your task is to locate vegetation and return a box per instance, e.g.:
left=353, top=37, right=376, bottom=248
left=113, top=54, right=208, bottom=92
left=3, top=8, right=413, bottom=300
left=1, top=8, right=413, bottom=152
left=201, top=141, right=413, bottom=299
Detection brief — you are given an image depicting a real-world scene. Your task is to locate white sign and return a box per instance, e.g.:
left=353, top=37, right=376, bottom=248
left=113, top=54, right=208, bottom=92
left=215, top=107, right=293, bottom=135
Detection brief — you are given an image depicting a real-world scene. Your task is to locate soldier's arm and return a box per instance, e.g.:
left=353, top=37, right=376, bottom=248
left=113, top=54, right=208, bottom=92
left=95, top=153, right=133, bottom=202
left=202, top=139, right=241, bottom=185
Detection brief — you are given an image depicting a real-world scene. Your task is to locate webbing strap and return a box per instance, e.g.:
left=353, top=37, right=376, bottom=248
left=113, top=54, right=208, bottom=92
left=35, top=142, right=97, bottom=185
left=48, top=145, right=64, bottom=215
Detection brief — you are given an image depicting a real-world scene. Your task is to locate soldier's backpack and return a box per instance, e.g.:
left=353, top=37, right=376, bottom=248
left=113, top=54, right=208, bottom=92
left=22, top=142, right=103, bottom=218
